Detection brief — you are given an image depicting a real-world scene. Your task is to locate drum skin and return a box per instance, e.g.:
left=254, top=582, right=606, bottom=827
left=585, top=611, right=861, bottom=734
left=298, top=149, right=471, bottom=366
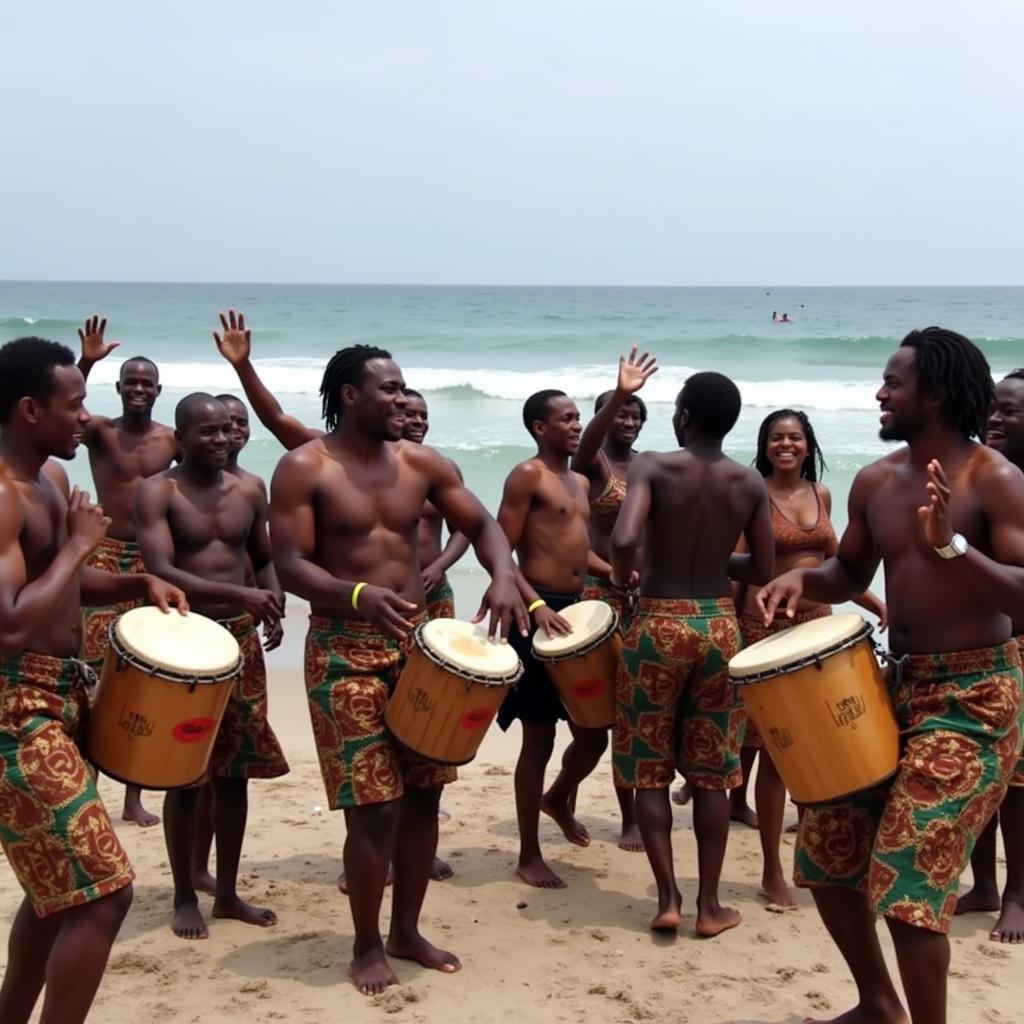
left=734, top=634, right=899, bottom=804
left=386, top=644, right=515, bottom=766
left=87, top=638, right=237, bottom=790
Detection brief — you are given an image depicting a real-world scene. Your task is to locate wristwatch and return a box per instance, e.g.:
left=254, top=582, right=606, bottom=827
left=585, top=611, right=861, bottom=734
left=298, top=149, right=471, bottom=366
left=934, top=533, right=968, bottom=559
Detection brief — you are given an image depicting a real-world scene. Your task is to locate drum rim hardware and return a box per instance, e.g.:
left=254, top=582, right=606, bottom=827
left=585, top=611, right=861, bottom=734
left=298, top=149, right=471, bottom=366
left=729, top=621, right=874, bottom=685
left=532, top=608, right=620, bottom=664
left=107, top=622, right=240, bottom=686
left=413, top=621, right=524, bottom=687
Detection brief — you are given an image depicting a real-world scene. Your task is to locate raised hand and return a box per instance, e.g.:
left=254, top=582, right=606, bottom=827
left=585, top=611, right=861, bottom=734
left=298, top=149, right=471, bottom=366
left=66, top=487, right=111, bottom=553
left=617, top=346, right=659, bottom=395
left=213, top=309, right=252, bottom=366
left=917, top=459, right=954, bottom=548
left=78, top=315, right=121, bottom=363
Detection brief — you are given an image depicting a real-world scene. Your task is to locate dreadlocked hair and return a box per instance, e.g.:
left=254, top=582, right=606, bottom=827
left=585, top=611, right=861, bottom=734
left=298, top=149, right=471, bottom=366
left=754, top=408, right=827, bottom=482
left=899, top=327, right=993, bottom=440
left=320, top=345, right=392, bottom=430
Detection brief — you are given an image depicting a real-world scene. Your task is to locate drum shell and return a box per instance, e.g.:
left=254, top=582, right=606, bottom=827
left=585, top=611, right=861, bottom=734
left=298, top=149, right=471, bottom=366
left=535, top=631, right=621, bottom=729
left=87, top=644, right=236, bottom=789
left=385, top=644, right=513, bottom=766
left=735, top=635, right=899, bottom=804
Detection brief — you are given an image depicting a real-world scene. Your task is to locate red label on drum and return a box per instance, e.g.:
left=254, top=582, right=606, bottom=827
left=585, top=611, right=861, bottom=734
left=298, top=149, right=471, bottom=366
left=460, top=708, right=496, bottom=730
left=571, top=678, right=607, bottom=701
left=172, top=718, right=216, bottom=743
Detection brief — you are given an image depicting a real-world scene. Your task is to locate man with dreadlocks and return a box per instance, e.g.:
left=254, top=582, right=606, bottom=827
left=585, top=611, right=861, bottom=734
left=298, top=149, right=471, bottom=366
left=269, top=343, right=525, bottom=996
left=759, top=327, right=1024, bottom=1024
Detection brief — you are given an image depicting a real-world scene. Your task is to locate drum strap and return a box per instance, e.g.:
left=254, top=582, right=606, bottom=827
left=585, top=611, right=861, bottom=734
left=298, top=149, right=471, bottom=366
left=70, top=659, right=100, bottom=705
left=878, top=649, right=911, bottom=690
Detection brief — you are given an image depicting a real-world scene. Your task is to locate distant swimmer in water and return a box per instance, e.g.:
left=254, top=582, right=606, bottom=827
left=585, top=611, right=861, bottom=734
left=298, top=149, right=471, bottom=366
left=780, top=313, right=791, bottom=323
left=771, top=311, right=778, bottom=322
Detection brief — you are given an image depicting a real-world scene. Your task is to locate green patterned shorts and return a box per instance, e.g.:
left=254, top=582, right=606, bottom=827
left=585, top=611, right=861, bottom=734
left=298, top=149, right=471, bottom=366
left=425, top=576, right=455, bottom=621
left=80, top=536, right=146, bottom=674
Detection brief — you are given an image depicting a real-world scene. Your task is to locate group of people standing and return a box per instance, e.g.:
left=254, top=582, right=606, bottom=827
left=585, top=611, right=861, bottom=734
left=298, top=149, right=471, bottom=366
left=0, top=313, right=1021, bottom=1024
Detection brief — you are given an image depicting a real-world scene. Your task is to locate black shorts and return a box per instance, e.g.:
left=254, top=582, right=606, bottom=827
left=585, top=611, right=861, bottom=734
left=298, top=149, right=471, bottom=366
left=498, top=587, right=579, bottom=730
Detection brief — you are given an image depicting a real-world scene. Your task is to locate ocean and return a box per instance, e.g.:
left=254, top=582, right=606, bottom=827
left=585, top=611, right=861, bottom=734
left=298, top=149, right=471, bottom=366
left=3, top=282, right=1023, bottom=596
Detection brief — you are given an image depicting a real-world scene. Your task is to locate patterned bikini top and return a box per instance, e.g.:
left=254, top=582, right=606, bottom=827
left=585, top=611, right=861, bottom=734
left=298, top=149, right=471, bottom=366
left=590, top=461, right=628, bottom=518
left=770, top=485, right=836, bottom=554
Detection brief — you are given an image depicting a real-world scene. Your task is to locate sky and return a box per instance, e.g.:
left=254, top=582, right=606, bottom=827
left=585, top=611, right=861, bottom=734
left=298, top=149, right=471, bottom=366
left=3, top=2, right=1022, bottom=285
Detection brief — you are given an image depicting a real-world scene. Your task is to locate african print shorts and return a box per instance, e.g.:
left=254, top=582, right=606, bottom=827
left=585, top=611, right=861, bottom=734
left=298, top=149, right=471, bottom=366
left=202, top=614, right=289, bottom=782
left=794, top=640, right=1024, bottom=933
left=304, top=614, right=456, bottom=810
left=81, top=537, right=146, bottom=674
left=738, top=606, right=832, bottom=749
left=425, top=576, right=456, bottom=621
left=0, top=652, right=134, bottom=917
left=580, top=575, right=633, bottom=631
left=613, top=597, right=743, bottom=791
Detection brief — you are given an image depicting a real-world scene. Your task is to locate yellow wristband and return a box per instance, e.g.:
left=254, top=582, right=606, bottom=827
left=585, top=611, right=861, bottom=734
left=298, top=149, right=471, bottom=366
left=351, top=581, right=368, bottom=610
left=527, top=598, right=547, bottom=614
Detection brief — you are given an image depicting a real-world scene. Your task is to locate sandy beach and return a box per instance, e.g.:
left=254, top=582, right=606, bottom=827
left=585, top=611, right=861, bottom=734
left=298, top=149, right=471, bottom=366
left=2, top=633, right=1018, bottom=1024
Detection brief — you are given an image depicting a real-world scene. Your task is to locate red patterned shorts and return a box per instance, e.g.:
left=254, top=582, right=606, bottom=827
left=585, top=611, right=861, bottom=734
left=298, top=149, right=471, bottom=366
left=0, top=653, right=134, bottom=917
left=304, top=615, right=456, bottom=809
left=613, top=597, right=743, bottom=791
left=794, top=640, right=1024, bottom=933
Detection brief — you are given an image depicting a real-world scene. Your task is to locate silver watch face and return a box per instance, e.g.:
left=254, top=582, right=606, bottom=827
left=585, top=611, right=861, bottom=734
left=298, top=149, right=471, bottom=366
left=951, top=533, right=968, bottom=555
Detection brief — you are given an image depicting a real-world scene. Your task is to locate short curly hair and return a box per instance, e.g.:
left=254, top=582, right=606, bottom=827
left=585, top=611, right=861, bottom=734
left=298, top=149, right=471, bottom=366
left=0, top=337, right=77, bottom=423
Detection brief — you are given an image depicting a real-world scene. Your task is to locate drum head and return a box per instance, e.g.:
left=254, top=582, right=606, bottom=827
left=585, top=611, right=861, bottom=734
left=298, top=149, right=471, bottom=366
left=114, top=607, right=240, bottom=676
left=419, top=619, right=521, bottom=680
left=532, top=600, right=616, bottom=657
left=729, top=612, right=868, bottom=680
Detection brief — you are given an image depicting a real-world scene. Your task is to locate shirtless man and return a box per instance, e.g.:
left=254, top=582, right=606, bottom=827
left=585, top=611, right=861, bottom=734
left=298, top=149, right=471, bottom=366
left=953, top=368, right=1024, bottom=944
left=496, top=390, right=610, bottom=889
left=136, top=394, right=288, bottom=941
left=77, top=315, right=181, bottom=827
left=269, top=344, right=524, bottom=994
left=0, top=336, right=185, bottom=1024
left=758, top=328, right=1024, bottom=1024
left=610, top=372, right=774, bottom=935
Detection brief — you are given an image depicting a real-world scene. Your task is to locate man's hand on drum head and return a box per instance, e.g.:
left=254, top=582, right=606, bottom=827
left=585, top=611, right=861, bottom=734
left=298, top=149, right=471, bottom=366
left=533, top=605, right=573, bottom=639
left=472, top=576, right=528, bottom=641
left=239, top=588, right=285, bottom=627
left=144, top=576, right=189, bottom=615
left=755, top=570, right=805, bottom=625
left=357, top=585, right=418, bottom=641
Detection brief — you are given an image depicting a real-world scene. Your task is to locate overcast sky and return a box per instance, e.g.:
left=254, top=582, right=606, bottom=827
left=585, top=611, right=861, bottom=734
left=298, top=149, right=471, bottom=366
left=3, top=2, right=1021, bottom=285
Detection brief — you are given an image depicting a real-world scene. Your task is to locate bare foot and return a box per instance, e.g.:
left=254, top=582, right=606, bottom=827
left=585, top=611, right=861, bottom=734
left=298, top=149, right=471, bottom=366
left=431, top=856, right=454, bottom=881
left=122, top=798, right=160, bottom=828
left=172, top=901, right=209, bottom=940
left=729, top=803, right=759, bottom=829
left=955, top=884, right=1001, bottom=915
left=803, top=1001, right=908, bottom=1023
left=671, top=782, right=692, bottom=806
left=991, top=896, right=1024, bottom=943
left=516, top=856, right=567, bottom=889
left=339, top=864, right=394, bottom=895
left=351, top=949, right=398, bottom=996
left=193, top=869, right=217, bottom=896
left=761, top=874, right=799, bottom=910
left=212, top=894, right=277, bottom=927
left=695, top=903, right=741, bottom=938
left=650, top=905, right=682, bottom=932
left=386, top=933, right=461, bottom=974
left=618, top=824, right=645, bottom=852
left=540, top=792, right=590, bottom=847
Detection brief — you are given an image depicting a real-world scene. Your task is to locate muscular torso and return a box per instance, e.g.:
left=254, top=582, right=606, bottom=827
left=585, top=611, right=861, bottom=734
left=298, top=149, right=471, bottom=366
left=642, top=452, right=762, bottom=599
left=516, top=463, right=591, bottom=594
left=86, top=418, right=179, bottom=539
left=161, top=470, right=255, bottom=619
left=4, top=462, right=84, bottom=657
left=864, top=449, right=1010, bottom=654
left=418, top=498, right=445, bottom=569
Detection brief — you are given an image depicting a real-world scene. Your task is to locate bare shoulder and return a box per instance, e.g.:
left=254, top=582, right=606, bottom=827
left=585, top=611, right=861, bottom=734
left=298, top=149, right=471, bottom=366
left=278, top=435, right=329, bottom=469
left=137, top=468, right=176, bottom=499
left=854, top=450, right=903, bottom=491
left=504, top=457, right=543, bottom=487
left=0, top=471, right=25, bottom=525
left=571, top=469, right=590, bottom=493
left=236, top=466, right=269, bottom=498
left=970, top=443, right=1024, bottom=496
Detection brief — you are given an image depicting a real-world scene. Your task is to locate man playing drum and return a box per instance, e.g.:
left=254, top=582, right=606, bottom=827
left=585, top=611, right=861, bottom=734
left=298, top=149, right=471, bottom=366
left=610, top=372, right=774, bottom=935
left=758, top=328, right=1024, bottom=1024
left=953, top=369, right=1024, bottom=943
left=496, top=389, right=620, bottom=889
left=136, top=394, right=288, bottom=941
left=0, top=337, right=186, bottom=1024
left=77, top=315, right=182, bottom=828
left=269, top=345, right=524, bottom=995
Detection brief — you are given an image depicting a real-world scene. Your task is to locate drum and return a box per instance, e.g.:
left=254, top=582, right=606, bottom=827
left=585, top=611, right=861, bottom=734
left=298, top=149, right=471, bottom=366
left=385, top=619, right=523, bottom=765
left=729, top=612, right=898, bottom=804
left=87, top=606, right=241, bottom=789
left=532, top=600, right=621, bottom=729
